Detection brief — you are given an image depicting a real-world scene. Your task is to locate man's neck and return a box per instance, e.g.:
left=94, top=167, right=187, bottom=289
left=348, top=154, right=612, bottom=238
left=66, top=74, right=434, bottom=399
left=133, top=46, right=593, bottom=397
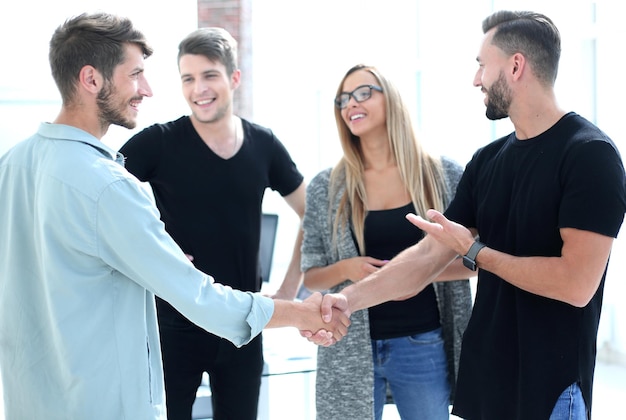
left=54, top=106, right=108, bottom=139
left=191, top=114, right=242, bottom=159
left=510, top=91, right=566, bottom=140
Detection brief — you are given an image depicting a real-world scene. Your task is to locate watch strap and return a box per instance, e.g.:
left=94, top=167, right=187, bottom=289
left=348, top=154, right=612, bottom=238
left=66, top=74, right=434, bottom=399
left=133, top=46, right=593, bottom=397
left=463, top=241, right=486, bottom=271
left=465, top=241, right=486, bottom=261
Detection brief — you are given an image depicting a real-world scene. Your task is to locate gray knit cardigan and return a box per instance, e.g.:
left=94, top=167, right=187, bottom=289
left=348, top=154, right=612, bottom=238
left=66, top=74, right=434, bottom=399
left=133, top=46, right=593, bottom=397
left=301, top=156, right=473, bottom=420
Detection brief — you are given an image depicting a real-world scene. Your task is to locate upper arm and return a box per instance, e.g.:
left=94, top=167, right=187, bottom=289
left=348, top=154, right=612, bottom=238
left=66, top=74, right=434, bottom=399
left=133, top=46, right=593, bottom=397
left=118, top=127, right=163, bottom=181
left=283, top=181, right=306, bottom=219
left=560, top=227, right=614, bottom=295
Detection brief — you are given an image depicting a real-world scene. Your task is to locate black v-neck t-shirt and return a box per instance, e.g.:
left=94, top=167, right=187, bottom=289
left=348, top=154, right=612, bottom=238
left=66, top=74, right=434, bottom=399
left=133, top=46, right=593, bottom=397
left=120, top=116, right=303, bottom=296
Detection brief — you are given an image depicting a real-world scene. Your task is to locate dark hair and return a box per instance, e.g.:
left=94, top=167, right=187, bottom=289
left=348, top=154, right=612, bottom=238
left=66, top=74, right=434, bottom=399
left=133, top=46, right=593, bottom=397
left=482, top=10, right=561, bottom=86
left=49, top=12, right=153, bottom=104
left=177, top=27, right=238, bottom=76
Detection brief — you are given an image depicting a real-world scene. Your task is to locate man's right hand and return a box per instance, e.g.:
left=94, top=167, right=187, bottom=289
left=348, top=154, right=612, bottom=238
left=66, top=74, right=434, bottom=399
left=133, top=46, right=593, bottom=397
left=321, top=293, right=350, bottom=322
left=300, top=292, right=351, bottom=346
left=298, top=292, right=350, bottom=346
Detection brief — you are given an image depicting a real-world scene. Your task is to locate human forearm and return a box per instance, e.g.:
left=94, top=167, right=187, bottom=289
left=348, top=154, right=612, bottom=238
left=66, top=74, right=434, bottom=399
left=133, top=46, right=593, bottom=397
left=267, top=292, right=350, bottom=339
left=304, top=255, right=389, bottom=291
left=273, top=183, right=308, bottom=300
left=435, top=258, right=476, bottom=281
left=271, top=270, right=302, bottom=300
left=406, top=211, right=611, bottom=307
left=266, top=299, right=303, bottom=328
left=341, top=236, right=457, bottom=312
left=474, top=228, right=613, bottom=307
left=272, top=227, right=304, bottom=300
left=303, top=261, right=348, bottom=291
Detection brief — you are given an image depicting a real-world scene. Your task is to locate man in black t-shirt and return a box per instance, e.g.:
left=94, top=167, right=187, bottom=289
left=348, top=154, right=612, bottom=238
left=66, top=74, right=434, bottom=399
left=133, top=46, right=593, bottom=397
left=120, top=28, right=306, bottom=420
left=317, top=10, right=626, bottom=420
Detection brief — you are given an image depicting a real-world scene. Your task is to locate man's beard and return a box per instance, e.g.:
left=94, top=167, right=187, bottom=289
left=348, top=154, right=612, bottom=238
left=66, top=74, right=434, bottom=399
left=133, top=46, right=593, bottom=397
left=97, top=81, right=137, bottom=129
left=485, top=72, right=512, bottom=121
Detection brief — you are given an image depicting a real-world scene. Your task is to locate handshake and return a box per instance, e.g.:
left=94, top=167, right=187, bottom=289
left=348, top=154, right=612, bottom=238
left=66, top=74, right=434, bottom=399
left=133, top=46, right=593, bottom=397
left=286, top=210, right=463, bottom=346
left=288, top=292, right=351, bottom=347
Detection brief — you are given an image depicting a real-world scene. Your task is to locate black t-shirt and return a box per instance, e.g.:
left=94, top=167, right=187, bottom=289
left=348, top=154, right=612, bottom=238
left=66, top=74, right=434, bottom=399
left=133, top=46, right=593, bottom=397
left=120, top=116, right=303, bottom=297
left=445, top=113, right=626, bottom=419
left=364, top=203, right=440, bottom=339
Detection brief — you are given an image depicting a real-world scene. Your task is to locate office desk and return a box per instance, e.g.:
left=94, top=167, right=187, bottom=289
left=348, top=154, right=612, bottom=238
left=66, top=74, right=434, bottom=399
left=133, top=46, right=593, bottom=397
left=192, top=328, right=317, bottom=420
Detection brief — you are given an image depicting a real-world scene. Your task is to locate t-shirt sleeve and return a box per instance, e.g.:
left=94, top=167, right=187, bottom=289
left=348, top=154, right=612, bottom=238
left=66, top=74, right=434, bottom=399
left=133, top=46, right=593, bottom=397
left=268, top=134, right=304, bottom=196
left=118, top=125, right=164, bottom=182
left=444, top=153, right=479, bottom=229
left=559, top=140, right=626, bottom=237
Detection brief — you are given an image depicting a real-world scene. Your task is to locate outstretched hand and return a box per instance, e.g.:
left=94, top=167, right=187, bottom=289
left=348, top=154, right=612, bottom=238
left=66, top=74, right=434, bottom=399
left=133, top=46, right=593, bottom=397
left=406, top=210, right=475, bottom=255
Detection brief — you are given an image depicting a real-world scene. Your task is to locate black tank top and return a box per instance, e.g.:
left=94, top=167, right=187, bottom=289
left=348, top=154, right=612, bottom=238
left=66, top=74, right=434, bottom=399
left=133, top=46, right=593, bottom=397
left=363, top=203, right=440, bottom=340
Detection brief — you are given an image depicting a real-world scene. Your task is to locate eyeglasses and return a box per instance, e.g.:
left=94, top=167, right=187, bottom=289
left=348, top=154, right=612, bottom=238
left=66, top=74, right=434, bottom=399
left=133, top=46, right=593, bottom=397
left=334, top=84, right=383, bottom=109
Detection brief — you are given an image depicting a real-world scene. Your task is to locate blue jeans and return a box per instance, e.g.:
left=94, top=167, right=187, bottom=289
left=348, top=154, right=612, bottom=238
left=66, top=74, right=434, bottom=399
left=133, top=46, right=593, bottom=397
left=372, top=327, right=450, bottom=420
left=549, top=382, right=587, bottom=420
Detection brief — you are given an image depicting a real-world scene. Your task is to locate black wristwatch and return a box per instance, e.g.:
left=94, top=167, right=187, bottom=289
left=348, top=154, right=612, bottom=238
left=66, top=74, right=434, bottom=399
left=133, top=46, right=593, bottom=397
left=462, top=241, right=486, bottom=271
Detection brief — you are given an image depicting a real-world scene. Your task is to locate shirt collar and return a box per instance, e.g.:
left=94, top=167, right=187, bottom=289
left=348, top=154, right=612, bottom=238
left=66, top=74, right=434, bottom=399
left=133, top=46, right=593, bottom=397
left=38, top=122, right=125, bottom=166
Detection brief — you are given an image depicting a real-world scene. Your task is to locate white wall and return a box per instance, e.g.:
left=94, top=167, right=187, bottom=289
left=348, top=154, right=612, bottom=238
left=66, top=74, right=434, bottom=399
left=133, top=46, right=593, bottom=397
left=0, top=1, right=198, bottom=155
left=593, top=1, right=626, bottom=363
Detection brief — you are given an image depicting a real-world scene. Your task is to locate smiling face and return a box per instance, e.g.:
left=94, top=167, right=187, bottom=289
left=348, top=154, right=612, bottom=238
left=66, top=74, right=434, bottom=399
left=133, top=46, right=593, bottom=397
left=339, top=69, right=387, bottom=139
left=97, top=43, right=152, bottom=129
left=179, top=53, right=240, bottom=125
left=473, top=29, right=515, bottom=121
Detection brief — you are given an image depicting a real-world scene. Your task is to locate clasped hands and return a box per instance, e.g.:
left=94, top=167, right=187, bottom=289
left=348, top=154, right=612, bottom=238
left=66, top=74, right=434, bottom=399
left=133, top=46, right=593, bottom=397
left=298, top=292, right=350, bottom=346
left=299, top=292, right=350, bottom=346
left=297, top=257, right=369, bottom=346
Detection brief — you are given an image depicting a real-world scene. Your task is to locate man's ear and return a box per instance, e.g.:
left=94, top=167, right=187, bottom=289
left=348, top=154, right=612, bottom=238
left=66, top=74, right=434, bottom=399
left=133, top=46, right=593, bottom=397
left=230, top=68, right=241, bottom=91
left=78, top=65, right=103, bottom=94
left=510, top=52, right=526, bottom=81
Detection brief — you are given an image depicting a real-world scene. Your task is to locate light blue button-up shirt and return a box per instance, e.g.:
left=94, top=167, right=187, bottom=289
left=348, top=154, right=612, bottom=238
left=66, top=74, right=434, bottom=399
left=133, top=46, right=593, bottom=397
left=0, top=123, right=275, bottom=419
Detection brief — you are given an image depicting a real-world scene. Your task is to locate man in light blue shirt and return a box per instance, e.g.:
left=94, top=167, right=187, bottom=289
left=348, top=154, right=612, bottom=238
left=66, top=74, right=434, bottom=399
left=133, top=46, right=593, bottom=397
left=0, top=12, right=348, bottom=420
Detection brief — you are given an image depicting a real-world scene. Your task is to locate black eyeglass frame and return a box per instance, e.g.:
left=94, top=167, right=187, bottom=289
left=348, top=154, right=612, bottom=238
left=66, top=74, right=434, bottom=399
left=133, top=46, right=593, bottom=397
left=334, top=84, right=383, bottom=109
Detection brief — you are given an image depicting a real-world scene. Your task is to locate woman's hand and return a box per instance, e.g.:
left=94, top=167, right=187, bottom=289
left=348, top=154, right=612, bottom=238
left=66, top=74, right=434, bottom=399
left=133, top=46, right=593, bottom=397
left=340, top=256, right=388, bottom=282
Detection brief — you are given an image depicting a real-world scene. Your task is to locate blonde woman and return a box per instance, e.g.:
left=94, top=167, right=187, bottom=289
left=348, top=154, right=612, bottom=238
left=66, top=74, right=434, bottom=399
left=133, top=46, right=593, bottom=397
left=301, top=64, right=472, bottom=420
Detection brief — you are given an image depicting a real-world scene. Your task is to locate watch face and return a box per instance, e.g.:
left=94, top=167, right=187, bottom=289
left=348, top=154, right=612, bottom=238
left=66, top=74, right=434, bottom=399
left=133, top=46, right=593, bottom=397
left=462, top=255, right=476, bottom=271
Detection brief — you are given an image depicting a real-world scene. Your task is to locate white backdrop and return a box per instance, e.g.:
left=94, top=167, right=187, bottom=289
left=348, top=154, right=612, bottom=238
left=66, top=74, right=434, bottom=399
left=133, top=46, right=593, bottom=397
left=0, top=1, right=197, bottom=155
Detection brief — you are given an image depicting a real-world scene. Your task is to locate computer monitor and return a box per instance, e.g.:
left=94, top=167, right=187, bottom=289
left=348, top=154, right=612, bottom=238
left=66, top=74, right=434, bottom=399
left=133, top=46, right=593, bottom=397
left=259, top=213, right=278, bottom=283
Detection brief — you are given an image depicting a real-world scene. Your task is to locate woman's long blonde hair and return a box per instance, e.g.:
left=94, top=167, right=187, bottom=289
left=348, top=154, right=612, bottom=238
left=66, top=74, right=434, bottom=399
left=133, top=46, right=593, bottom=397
left=329, top=64, right=447, bottom=254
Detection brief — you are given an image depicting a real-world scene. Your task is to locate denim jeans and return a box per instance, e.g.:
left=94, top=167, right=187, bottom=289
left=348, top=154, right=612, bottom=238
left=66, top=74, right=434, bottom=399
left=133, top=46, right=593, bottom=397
left=372, top=327, right=450, bottom=420
left=549, top=382, right=587, bottom=420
